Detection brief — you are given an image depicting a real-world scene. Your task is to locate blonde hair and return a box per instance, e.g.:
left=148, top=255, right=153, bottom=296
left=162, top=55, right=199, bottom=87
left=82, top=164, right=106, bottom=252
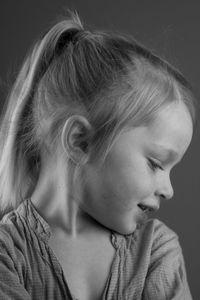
left=0, top=11, right=197, bottom=213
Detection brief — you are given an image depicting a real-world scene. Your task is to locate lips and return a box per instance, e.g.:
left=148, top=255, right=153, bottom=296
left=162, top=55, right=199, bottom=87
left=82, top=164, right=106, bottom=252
left=138, top=203, right=159, bottom=213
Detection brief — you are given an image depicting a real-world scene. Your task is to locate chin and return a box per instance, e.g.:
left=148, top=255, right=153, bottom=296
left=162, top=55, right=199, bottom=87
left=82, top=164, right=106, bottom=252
left=112, top=221, right=138, bottom=236
left=92, top=212, right=141, bottom=236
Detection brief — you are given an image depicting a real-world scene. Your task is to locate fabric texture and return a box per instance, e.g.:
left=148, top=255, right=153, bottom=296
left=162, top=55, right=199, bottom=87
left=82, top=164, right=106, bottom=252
left=0, top=198, right=193, bottom=300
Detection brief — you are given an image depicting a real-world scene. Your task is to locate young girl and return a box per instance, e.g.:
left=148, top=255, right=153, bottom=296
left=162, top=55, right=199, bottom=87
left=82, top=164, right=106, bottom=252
left=0, top=12, right=196, bottom=300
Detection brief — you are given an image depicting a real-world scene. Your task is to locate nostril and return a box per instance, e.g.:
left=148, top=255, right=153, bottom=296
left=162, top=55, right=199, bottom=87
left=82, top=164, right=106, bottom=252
left=160, top=191, right=173, bottom=201
left=160, top=193, right=166, bottom=200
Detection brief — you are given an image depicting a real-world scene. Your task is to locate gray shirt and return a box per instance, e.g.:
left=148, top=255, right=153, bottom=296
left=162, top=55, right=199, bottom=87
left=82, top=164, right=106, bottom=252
left=0, top=198, right=193, bottom=299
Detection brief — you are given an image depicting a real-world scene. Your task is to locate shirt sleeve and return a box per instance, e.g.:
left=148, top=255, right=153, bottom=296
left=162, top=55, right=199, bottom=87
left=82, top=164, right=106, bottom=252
left=0, top=244, right=31, bottom=300
left=142, top=223, right=193, bottom=300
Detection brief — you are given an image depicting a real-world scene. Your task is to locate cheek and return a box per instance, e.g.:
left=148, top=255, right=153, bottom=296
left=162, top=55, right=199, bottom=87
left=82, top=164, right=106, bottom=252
left=102, top=153, right=154, bottom=207
left=79, top=154, right=155, bottom=234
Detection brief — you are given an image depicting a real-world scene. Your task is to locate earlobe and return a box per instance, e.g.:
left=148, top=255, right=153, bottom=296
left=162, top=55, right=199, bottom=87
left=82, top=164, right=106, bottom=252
left=61, top=115, right=92, bottom=165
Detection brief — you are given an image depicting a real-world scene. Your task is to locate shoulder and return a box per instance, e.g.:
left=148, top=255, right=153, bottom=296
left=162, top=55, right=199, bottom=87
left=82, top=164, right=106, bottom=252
left=135, top=220, right=193, bottom=299
left=129, top=218, right=181, bottom=261
left=0, top=210, right=36, bottom=299
left=0, top=211, right=19, bottom=247
left=0, top=207, right=30, bottom=256
left=133, top=218, right=183, bottom=267
left=135, top=217, right=179, bottom=245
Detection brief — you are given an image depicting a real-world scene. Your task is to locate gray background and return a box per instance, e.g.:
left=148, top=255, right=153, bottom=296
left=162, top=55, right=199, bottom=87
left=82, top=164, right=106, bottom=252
left=0, top=0, right=199, bottom=298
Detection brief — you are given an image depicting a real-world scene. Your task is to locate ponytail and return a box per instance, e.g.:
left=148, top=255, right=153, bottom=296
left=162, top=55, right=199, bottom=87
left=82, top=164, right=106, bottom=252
left=0, top=12, right=84, bottom=213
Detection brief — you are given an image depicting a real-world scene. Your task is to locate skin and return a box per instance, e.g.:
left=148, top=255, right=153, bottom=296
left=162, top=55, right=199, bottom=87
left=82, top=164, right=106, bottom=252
left=31, top=101, right=193, bottom=237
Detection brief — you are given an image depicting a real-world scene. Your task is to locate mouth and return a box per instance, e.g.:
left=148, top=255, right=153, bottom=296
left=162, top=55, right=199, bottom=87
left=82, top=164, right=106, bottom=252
left=138, top=204, right=158, bottom=213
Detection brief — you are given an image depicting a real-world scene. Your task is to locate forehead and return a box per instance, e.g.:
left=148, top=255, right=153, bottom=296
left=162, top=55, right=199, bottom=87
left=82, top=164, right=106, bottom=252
left=144, top=102, right=193, bottom=157
left=107, top=102, right=193, bottom=164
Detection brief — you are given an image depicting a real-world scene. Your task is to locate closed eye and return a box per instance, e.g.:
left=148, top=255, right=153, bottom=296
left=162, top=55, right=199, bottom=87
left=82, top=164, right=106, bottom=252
left=148, top=158, right=163, bottom=171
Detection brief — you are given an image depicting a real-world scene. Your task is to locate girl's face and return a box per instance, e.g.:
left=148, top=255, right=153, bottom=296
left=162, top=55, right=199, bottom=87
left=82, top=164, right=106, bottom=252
left=81, top=102, right=193, bottom=234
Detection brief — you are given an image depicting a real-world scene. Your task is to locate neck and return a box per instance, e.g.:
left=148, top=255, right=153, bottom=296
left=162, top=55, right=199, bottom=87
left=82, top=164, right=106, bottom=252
left=31, top=153, right=79, bottom=236
left=30, top=153, right=104, bottom=239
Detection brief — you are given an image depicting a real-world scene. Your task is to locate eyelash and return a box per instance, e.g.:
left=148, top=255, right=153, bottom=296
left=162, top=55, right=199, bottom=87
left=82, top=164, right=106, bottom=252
left=148, top=158, right=163, bottom=171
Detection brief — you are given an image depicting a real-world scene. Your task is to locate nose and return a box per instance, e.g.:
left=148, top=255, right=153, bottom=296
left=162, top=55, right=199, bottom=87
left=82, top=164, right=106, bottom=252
left=155, top=172, right=174, bottom=201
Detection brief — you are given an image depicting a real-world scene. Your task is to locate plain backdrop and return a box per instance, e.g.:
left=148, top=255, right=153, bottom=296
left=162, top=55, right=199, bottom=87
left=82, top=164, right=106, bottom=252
left=0, top=0, right=199, bottom=298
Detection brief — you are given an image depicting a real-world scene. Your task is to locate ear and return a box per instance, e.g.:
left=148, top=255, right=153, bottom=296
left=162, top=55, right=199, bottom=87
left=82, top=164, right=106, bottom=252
left=61, top=115, right=93, bottom=165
